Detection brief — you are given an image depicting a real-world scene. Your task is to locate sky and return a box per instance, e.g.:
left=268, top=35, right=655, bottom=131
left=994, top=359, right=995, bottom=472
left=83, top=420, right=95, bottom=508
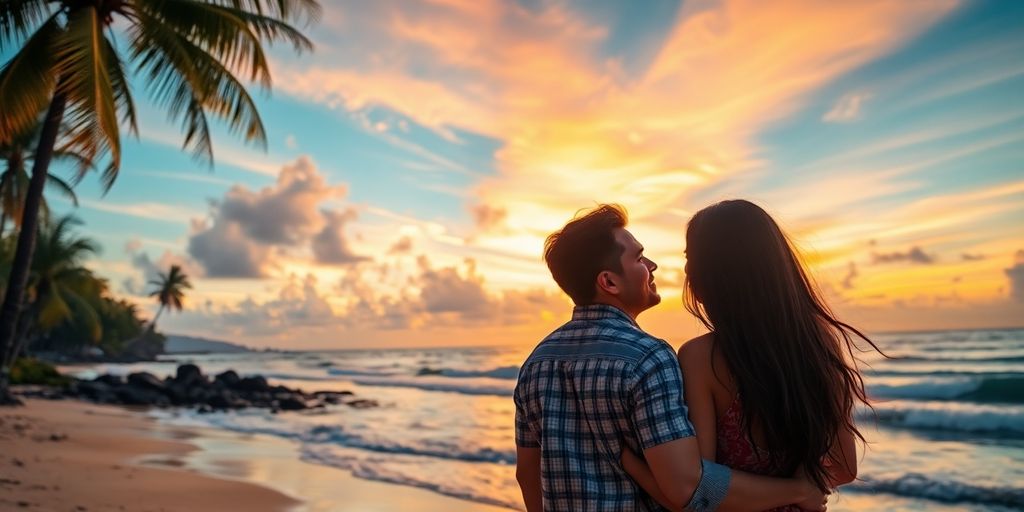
left=24, top=0, right=1024, bottom=348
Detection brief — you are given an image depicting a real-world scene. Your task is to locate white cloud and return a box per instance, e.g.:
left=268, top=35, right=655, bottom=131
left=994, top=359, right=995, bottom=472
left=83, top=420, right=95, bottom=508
left=187, top=156, right=361, bottom=277
left=823, top=92, right=872, bottom=123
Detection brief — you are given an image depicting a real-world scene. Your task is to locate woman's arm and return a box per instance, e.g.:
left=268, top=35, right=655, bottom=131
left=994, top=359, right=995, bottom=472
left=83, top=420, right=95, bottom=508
left=621, top=447, right=678, bottom=510
left=678, top=335, right=718, bottom=460
left=826, top=418, right=858, bottom=486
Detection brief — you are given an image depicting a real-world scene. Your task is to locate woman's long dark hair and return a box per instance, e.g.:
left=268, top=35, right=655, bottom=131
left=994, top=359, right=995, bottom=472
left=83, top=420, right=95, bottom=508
left=683, top=199, right=881, bottom=491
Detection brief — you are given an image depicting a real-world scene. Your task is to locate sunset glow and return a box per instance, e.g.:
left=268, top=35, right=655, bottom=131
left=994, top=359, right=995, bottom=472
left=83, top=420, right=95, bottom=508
left=29, top=0, right=1022, bottom=348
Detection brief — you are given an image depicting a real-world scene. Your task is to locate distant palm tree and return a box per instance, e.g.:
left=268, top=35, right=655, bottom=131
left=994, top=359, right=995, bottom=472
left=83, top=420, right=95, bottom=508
left=0, top=0, right=320, bottom=401
left=0, top=120, right=84, bottom=235
left=147, top=265, right=191, bottom=332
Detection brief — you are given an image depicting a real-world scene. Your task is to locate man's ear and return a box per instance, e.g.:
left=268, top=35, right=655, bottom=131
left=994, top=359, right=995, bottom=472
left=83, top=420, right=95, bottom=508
left=596, top=270, right=620, bottom=296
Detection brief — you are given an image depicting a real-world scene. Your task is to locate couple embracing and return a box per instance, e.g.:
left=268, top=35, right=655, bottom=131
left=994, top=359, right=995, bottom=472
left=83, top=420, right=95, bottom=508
left=515, top=201, right=877, bottom=511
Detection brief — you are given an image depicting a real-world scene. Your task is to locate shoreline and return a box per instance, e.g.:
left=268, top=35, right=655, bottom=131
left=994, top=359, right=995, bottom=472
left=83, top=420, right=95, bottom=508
left=1, top=398, right=518, bottom=512
left=0, top=398, right=299, bottom=512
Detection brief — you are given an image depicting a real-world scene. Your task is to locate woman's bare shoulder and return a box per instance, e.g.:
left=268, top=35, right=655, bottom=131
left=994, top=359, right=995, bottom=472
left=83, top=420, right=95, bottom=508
left=677, top=333, right=714, bottom=368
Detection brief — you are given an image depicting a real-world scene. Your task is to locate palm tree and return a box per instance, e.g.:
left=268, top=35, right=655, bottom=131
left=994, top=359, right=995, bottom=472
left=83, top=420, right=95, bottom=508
left=0, top=0, right=320, bottom=401
left=147, top=264, right=191, bottom=332
left=4, top=215, right=103, bottom=365
left=0, top=119, right=84, bottom=235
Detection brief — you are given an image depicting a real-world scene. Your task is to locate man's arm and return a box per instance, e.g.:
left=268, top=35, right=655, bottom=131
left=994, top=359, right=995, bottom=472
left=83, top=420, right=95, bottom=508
left=516, top=446, right=542, bottom=512
left=514, top=372, right=543, bottom=511
left=644, top=437, right=821, bottom=512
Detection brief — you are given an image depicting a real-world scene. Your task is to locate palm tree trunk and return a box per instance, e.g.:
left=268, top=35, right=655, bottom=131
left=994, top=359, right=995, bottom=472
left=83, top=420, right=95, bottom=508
left=0, top=92, right=66, bottom=404
left=149, top=304, right=166, bottom=333
left=7, top=309, right=34, bottom=365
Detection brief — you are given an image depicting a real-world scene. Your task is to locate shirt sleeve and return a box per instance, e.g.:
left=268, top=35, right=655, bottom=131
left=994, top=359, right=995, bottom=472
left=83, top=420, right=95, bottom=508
left=514, top=376, right=540, bottom=448
left=630, top=345, right=695, bottom=450
left=686, top=459, right=732, bottom=511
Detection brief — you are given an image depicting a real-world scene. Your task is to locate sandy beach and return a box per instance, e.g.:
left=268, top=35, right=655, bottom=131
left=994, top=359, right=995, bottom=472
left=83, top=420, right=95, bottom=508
left=0, top=398, right=299, bottom=512
left=0, top=398, right=517, bottom=512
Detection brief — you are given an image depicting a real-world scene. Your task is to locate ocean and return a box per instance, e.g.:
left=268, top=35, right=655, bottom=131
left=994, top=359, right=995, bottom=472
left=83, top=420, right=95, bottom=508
left=64, top=328, right=1024, bottom=511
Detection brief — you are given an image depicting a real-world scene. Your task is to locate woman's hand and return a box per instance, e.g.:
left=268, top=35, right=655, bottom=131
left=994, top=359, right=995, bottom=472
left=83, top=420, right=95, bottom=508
left=794, top=488, right=829, bottom=511
left=793, top=466, right=830, bottom=511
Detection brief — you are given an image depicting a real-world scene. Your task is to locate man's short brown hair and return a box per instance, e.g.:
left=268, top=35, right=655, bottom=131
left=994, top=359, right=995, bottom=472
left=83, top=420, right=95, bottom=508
left=543, top=204, right=628, bottom=305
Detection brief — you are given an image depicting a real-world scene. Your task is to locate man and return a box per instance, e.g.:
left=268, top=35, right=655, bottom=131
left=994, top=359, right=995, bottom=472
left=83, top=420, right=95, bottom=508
left=514, top=204, right=825, bottom=511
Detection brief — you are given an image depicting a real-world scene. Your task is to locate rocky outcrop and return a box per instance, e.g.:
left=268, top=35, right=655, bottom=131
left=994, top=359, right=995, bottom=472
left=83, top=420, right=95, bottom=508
left=64, top=365, right=376, bottom=413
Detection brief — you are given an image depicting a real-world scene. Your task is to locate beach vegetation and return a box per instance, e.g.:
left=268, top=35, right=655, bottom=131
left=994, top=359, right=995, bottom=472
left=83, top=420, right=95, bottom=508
left=0, top=0, right=322, bottom=403
left=0, top=214, right=173, bottom=371
left=9, top=357, right=69, bottom=387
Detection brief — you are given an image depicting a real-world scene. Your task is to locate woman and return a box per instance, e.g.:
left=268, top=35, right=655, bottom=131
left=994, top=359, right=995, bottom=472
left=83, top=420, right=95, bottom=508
left=623, top=199, right=879, bottom=510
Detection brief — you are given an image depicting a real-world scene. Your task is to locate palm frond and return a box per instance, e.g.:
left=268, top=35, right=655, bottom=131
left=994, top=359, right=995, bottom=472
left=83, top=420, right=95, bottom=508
left=54, top=7, right=122, bottom=176
left=224, top=0, right=322, bottom=24
left=0, top=12, right=59, bottom=145
left=129, top=11, right=271, bottom=162
left=61, top=287, right=103, bottom=342
left=37, top=283, right=72, bottom=330
left=0, top=0, right=51, bottom=51
left=44, top=173, right=79, bottom=207
left=52, top=147, right=95, bottom=181
left=104, top=30, right=138, bottom=138
left=0, top=111, right=44, bottom=152
left=134, top=0, right=312, bottom=86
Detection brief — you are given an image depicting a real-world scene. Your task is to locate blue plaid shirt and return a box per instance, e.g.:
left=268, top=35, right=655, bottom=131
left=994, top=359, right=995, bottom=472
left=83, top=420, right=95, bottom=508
left=515, top=304, right=730, bottom=511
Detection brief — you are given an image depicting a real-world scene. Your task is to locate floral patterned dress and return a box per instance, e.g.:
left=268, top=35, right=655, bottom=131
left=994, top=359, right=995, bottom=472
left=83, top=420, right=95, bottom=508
left=716, top=395, right=802, bottom=512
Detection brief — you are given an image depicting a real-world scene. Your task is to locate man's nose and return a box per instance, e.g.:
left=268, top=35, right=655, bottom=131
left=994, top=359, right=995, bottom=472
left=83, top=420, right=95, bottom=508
left=645, top=258, right=658, bottom=272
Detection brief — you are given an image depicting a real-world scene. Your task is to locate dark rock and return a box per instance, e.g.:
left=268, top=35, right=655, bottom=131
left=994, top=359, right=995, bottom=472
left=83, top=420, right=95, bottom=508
left=115, top=386, right=168, bottom=407
left=94, top=374, right=124, bottom=387
left=174, top=364, right=204, bottom=387
left=346, top=399, right=379, bottom=409
left=63, top=364, right=372, bottom=413
left=71, top=381, right=117, bottom=405
left=206, top=392, right=232, bottom=410
left=163, top=382, right=189, bottom=406
left=312, top=390, right=353, bottom=404
left=126, top=372, right=165, bottom=392
left=313, top=390, right=354, bottom=397
left=214, top=370, right=240, bottom=388
left=276, top=395, right=308, bottom=411
left=312, top=392, right=342, bottom=404
left=233, top=375, right=269, bottom=392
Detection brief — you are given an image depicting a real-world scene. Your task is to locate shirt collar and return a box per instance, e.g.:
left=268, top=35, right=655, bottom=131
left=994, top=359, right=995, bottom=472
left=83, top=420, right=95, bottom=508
left=570, top=303, right=637, bottom=326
